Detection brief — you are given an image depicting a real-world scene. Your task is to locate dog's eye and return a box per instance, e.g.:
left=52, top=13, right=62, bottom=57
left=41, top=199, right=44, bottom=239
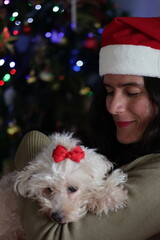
left=46, top=187, right=53, bottom=193
left=43, top=187, right=54, bottom=198
left=67, top=186, right=78, bottom=193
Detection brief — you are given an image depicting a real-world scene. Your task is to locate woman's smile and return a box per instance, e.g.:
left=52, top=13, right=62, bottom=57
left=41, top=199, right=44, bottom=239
left=115, top=120, right=135, bottom=128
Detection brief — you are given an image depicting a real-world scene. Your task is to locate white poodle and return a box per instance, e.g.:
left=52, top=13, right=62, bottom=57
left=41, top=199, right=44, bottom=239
left=0, top=132, right=128, bottom=240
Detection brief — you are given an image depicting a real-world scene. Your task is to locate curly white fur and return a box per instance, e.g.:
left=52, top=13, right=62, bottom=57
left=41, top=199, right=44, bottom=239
left=0, top=132, right=128, bottom=240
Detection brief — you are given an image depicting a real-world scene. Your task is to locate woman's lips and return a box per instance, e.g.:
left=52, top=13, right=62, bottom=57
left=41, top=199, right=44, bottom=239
left=115, top=121, right=134, bottom=128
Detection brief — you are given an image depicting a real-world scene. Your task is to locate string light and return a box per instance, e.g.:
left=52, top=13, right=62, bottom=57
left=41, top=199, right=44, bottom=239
left=45, top=32, right=52, bottom=38
left=10, top=69, right=16, bottom=75
left=50, top=30, right=64, bottom=43
left=35, top=4, right=42, bottom=10
left=12, top=12, right=19, bottom=18
left=7, top=121, right=21, bottom=136
left=10, top=16, right=15, bottom=22
left=9, top=61, right=16, bottom=68
left=73, top=65, right=80, bottom=72
left=27, top=18, right=33, bottom=23
left=87, top=32, right=94, bottom=38
left=15, top=20, right=21, bottom=26
left=3, top=73, right=11, bottom=82
left=59, top=75, right=65, bottom=81
left=0, top=59, right=5, bottom=66
left=76, top=60, right=83, bottom=67
left=53, top=6, right=59, bottom=12
left=13, top=30, right=19, bottom=35
left=98, top=28, right=104, bottom=34
left=79, top=87, right=93, bottom=96
left=4, top=0, right=10, bottom=5
left=0, top=80, right=5, bottom=86
left=94, top=22, right=101, bottom=28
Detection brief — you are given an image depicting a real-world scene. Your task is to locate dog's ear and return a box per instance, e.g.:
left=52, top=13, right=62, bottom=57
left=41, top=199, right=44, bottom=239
left=14, top=164, right=39, bottom=199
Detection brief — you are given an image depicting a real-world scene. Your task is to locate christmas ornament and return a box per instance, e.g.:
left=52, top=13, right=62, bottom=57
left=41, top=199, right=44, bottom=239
left=71, top=0, right=77, bottom=30
left=3, top=86, right=15, bottom=106
left=7, top=120, right=21, bottom=137
left=0, top=27, right=17, bottom=54
left=21, top=23, right=32, bottom=34
left=26, top=70, right=37, bottom=84
left=39, top=71, right=54, bottom=82
left=79, top=87, right=91, bottom=95
left=83, top=37, right=99, bottom=50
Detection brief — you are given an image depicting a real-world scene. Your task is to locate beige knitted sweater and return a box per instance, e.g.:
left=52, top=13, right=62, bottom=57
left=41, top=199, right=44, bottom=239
left=15, top=131, right=160, bottom=240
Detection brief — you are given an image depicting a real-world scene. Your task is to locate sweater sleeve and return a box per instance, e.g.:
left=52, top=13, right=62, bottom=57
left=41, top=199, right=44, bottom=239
left=15, top=132, right=160, bottom=240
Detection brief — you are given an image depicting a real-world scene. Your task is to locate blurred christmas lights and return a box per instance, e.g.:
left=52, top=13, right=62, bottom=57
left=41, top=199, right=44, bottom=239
left=7, top=121, right=21, bottom=136
left=53, top=6, right=59, bottom=12
left=0, top=80, right=5, bottom=86
left=12, top=12, right=19, bottom=18
left=15, top=20, right=21, bottom=26
left=45, top=32, right=51, bottom=38
left=50, top=30, right=64, bottom=43
left=0, top=0, right=115, bottom=90
left=73, top=65, right=80, bottom=72
left=10, top=16, right=15, bottom=22
left=0, top=59, right=5, bottom=66
left=13, top=30, right=19, bottom=35
left=9, top=61, right=16, bottom=68
left=27, top=18, right=34, bottom=23
left=3, top=73, right=11, bottom=82
left=35, top=4, right=42, bottom=10
left=4, top=0, right=10, bottom=5
left=10, top=69, right=16, bottom=75
left=76, top=60, right=83, bottom=67
left=79, top=87, right=93, bottom=96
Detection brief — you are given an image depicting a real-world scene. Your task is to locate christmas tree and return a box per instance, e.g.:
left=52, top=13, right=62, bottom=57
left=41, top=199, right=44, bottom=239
left=0, top=0, right=128, bottom=173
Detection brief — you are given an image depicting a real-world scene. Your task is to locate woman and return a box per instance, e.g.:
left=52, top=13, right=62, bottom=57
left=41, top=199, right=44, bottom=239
left=89, top=75, right=160, bottom=167
left=15, top=17, right=160, bottom=239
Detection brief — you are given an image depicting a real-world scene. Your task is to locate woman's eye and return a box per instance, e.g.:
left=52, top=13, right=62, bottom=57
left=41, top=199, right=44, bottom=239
left=104, top=86, right=114, bottom=96
left=67, top=186, right=78, bottom=193
left=107, top=91, right=114, bottom=95
left=127, top=92, right=141, bottom=97
left=106, top=89, right=114, bottom=96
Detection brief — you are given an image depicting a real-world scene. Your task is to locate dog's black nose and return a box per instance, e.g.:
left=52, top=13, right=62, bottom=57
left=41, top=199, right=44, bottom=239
left=51, top=212, right=63, bottom=223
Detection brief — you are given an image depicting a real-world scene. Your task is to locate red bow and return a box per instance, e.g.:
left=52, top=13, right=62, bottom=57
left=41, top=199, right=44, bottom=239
left=52, top=145, right=85, bottom=163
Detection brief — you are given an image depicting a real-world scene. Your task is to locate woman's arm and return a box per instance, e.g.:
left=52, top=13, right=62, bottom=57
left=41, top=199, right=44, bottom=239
left=15, top=131, right=160, bottom=240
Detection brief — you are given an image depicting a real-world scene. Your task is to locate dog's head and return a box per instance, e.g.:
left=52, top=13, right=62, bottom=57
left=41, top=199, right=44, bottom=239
left=14, top=132, right=113, bottom=223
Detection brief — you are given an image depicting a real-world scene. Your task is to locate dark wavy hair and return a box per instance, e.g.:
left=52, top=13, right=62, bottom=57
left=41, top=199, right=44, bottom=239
left=88, top=76, right=160, bottom=167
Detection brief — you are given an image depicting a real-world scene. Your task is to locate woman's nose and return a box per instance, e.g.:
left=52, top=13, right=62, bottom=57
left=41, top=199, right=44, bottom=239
left=106, top=94, right=126, bottom=115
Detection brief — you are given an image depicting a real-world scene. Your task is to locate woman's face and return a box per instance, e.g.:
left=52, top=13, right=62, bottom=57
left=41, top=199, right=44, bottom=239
left=103, top=74, right=157, bottom=144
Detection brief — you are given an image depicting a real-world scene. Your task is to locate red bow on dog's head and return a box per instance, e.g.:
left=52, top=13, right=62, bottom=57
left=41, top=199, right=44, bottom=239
left=52, top=145, right=85, bottom=163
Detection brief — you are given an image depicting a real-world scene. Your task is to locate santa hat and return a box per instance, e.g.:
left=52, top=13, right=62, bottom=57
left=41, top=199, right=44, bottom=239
left=99, top=17, right=160, bottom=77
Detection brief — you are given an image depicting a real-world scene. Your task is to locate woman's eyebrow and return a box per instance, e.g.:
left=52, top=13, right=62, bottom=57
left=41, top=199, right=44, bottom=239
left=103, top=82, right=143, bottom=87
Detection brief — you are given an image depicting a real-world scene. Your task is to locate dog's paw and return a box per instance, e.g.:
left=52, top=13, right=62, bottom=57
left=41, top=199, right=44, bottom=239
left=87, top=169, right=128, bottom=215
left=102, top=169, right=128, bottom=211
left=106, top=168, right=128, bottom=185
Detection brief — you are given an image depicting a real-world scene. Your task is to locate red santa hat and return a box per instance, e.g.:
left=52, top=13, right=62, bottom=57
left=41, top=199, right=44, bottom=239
left=99, top=17, right=160, bottom=77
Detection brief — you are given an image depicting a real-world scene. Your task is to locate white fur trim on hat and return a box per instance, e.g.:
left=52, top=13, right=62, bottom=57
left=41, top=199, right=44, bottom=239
left=99, top=44, right=160, bottom=77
